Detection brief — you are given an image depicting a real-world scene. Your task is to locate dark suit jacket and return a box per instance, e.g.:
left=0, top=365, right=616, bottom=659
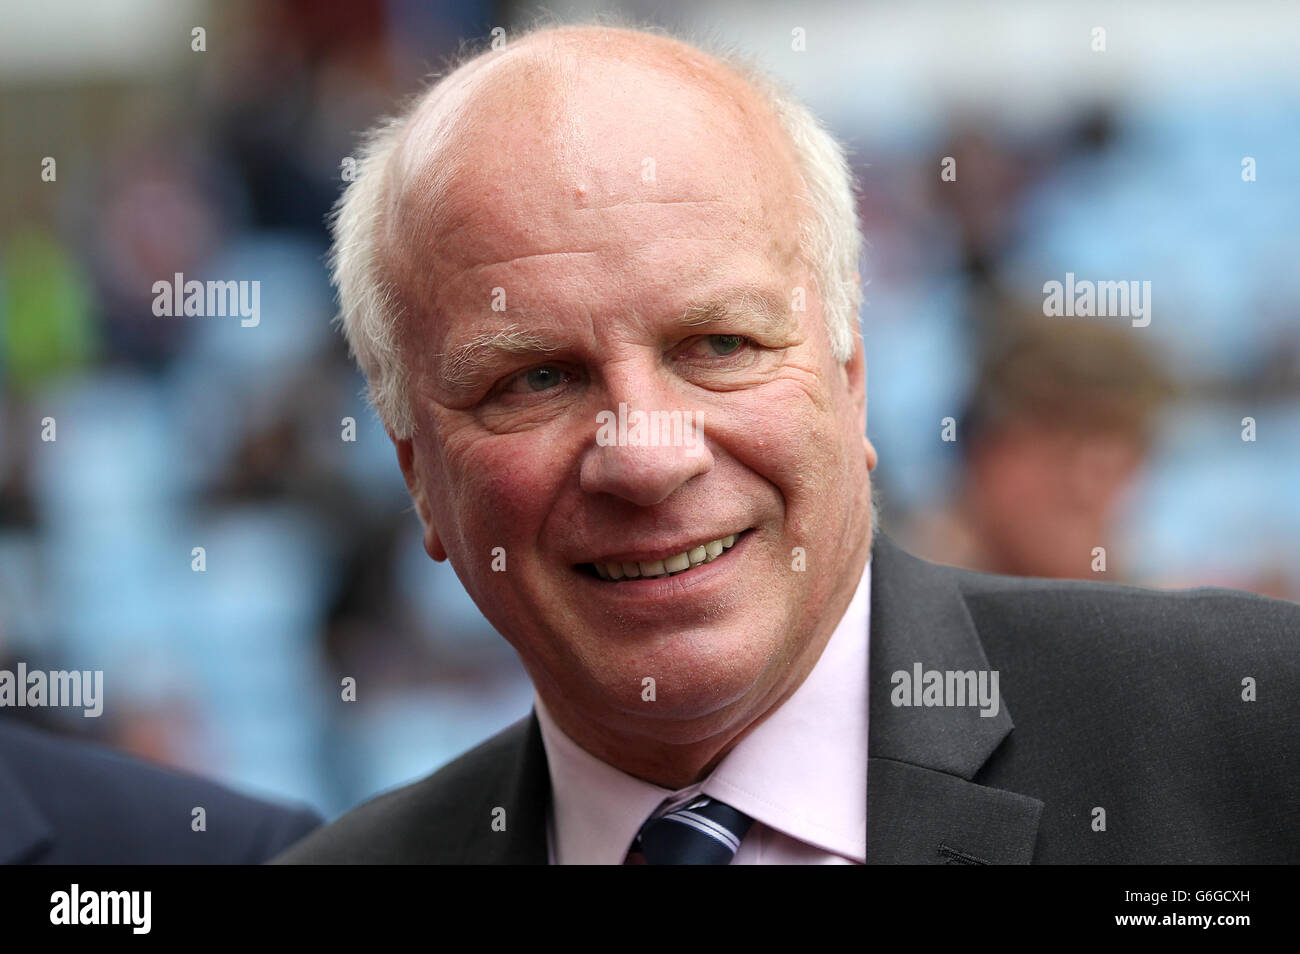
left=275, top=535, right=1300, bottom=864
left=0, top=718, right=322, bottom=864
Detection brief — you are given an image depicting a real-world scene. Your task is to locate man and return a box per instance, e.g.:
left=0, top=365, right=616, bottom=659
left=0, top=717, right=321, bottom=864
left=277, top=24, right=1300, bottom=864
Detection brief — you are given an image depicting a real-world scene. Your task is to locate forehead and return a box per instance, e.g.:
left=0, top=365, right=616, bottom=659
left=384, top=39, right=804, bottom=286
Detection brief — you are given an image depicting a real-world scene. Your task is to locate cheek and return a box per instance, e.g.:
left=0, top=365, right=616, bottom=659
left=714, top=383, right=844, bottom=487
left=435, top=428, right=562, bottom=555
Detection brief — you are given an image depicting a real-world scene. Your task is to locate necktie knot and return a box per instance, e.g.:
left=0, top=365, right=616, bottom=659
left=628, top=796, right=754, bottom=865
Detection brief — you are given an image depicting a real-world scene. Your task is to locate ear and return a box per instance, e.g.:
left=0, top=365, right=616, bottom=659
left=842, top=332, right=877, bottom=472
left=393, top=433, right=448, bottom=562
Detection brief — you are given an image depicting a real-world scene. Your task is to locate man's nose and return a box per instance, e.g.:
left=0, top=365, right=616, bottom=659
left=579, top=399, right=713, bottom=507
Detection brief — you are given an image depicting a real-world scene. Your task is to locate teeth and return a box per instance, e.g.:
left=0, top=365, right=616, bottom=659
left=591, top=532, right=742, bottom=581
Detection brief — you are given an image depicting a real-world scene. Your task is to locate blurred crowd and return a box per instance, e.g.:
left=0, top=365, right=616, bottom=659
left=1, top=0, right=1297, bottom=817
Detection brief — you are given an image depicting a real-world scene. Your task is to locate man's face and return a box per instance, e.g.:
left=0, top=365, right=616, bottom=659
left=389, top=47, right=876, bottom=748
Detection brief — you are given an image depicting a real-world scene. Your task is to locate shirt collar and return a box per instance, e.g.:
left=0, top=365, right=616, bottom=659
left=536, top=557, right=871, bottom=864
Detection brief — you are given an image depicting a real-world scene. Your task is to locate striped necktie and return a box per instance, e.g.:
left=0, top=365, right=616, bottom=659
left=626, top=796, right=754, bottom=865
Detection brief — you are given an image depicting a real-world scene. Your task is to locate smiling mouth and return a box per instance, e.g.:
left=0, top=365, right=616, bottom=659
left=579, top=529, right=751, bottom=581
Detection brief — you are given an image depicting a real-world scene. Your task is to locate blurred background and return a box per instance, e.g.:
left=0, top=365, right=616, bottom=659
left=1, top=0, right=1297, bottom=818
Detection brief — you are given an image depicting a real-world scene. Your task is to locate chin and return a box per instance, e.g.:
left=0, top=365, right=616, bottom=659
left=592, top=633, right=785, bottom=732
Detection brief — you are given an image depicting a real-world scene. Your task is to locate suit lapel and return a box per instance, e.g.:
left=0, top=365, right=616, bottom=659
left=461, top=711, right=550, bottom=864
left=866, top=535, right=1043, bottom=864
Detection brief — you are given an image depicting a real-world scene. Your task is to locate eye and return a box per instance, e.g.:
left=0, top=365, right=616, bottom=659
left=705, top=334, right=745, bottom=357
left=523, top=367, right=565, bottom=391
left=679, top=334, right=753, bottom=360
left=500, top=364, right=573, bottom=396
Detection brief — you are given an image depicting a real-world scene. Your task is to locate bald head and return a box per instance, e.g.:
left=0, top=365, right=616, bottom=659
left=393, top=26, right=789, bottom=178
left=333, top=24, right=863, bottom=438
left=385, top=28, right=803, bottom=286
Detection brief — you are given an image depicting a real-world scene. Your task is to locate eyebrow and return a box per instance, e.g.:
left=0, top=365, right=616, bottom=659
left=439, top=326, right=560, bottom=391
left=678, top=287, right=792, bottom=339
left=436, top=287, right=793, bottom=392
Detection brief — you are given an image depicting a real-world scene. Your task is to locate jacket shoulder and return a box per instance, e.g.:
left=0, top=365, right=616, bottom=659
left=934, top=567, right=1300, bottom=861
left=273, top=715, right=535, bottom=864
left=953, top=563, right=1300, bottom=659
left=952, top=563, right=1300, bottom=715
left=0, top=719, right=322, bottom=864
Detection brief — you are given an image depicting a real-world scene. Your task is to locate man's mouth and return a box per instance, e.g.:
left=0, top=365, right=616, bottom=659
left=579, top=530, right=750, bottom=582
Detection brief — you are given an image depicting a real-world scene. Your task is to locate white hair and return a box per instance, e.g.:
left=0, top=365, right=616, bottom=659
left=330, top=25, right=864, bottom=439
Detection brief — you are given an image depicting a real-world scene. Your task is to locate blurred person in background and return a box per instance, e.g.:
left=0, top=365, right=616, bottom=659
left=0, top=621, right=322, bottom=864
left=0, top=714, right=322, bottom=864
left=902, top=312, right=1172, bottom=579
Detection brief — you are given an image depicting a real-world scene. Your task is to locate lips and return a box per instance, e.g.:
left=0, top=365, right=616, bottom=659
left=580, top=530, right=748, bottom=581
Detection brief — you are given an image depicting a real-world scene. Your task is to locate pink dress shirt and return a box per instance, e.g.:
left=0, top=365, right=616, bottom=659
left=535, top=558, right=871, bottom=864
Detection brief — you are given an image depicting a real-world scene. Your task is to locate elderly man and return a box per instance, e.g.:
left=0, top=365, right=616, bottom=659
left=278, top=25, right=1300, bottom=865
